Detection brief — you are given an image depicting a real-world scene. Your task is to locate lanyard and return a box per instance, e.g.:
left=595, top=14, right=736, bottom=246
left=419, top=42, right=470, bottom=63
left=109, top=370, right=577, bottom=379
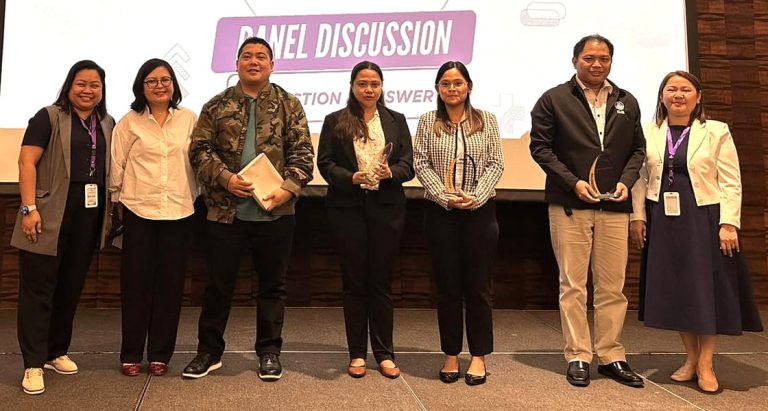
left=666, top=126, right=690, bottom=187
left=79, top=113, right=98, bottom=178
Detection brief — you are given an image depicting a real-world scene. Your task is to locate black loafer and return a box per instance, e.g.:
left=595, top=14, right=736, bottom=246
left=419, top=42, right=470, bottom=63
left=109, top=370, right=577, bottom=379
left=598, top=361, right=644, bottom=388
left=439, top=369, right=460, bottom=384
left=566, top=361, right=590, bottom=387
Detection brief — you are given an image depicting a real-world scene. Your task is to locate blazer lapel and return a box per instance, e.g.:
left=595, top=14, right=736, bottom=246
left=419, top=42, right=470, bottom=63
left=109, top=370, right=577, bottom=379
left=342, top=137, right=358, bottom=171
left=686, top=119, right=707, bottom=162
left=379, top=108, right=398, bottom=148
left=654, top=121, right=668, bottom=161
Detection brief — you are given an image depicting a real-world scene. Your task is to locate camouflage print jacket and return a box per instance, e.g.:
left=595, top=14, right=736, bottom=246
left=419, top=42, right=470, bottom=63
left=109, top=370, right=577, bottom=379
left=190, top=82, right=314, bottom=223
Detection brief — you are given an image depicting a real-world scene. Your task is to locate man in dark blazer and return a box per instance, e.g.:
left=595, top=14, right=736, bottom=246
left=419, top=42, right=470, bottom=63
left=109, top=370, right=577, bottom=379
left=529, top=34, right=646, bottom=388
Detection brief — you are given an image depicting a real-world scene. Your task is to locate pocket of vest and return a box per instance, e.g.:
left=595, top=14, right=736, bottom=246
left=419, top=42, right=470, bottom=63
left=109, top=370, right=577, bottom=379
left=35, top=189, right=50, bottom=198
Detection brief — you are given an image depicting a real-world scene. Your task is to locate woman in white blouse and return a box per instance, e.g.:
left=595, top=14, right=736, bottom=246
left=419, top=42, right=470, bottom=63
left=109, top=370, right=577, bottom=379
left=110, top=58, right=198, bottom=377
left=414, top=61, right=504, bottom=386
left=317, top=61, right=414, bottom=379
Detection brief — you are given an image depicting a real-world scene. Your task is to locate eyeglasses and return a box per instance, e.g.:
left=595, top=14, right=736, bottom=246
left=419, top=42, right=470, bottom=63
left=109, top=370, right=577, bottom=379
left=438, top=81, right=467, bottom=90
left=144, top=77, right=173, bottom=88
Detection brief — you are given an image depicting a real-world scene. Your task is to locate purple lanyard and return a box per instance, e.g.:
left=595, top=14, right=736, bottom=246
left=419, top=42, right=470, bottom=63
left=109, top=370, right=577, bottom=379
left=666, top=126, right=690, bottom=187
left=79, top=113, right=98, bottom=178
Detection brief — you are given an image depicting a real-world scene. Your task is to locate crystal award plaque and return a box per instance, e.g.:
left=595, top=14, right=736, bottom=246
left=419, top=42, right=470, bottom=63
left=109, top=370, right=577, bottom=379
left=588, top=152, right=618, bottom=200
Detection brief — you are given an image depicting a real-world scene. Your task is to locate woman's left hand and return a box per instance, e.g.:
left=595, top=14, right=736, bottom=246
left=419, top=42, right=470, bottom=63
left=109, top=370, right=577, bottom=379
left=372, top=162, right=392, bottom=180
left=719, top=224, right=739, bottom=257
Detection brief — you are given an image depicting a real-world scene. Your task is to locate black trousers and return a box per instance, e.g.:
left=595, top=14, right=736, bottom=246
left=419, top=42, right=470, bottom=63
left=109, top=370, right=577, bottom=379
left=424, top=200, right=498, bottom=356
left=327, top=194, right=405, bottom=363
left=17, top=184, right=101, bottom=368
left=197, top=216, right=295, bottom=358
left=120, top=208, right=192, bottom=364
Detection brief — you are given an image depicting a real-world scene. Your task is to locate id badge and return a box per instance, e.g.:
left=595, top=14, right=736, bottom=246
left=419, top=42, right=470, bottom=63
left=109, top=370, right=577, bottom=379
left=663, top=192, right=680, bottom=216
left=85, top=184, right=98, bottom=208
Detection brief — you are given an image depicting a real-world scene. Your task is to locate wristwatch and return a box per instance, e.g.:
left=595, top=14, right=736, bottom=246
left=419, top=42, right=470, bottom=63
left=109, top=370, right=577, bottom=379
left=20, top=204, right=37, bottom=216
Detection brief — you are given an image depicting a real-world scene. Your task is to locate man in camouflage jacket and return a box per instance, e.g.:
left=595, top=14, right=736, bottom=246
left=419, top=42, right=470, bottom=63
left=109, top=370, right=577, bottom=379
left=183, top=37, right=313, bottom=382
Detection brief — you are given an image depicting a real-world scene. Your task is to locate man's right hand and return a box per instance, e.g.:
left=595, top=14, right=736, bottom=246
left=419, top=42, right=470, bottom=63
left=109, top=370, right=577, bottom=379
left=629, top=220, right=646, bottom=249
left=573, top=180, right=600, bottom=203
left=227, top=175, right=254, bottom=198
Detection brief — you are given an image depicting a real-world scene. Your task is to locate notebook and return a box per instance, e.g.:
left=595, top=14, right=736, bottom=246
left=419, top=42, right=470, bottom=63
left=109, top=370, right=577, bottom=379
left=237, top=153, right=284, bottom=210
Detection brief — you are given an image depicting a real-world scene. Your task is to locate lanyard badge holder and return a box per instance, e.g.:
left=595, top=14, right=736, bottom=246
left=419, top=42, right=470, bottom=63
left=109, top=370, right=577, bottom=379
left=81, top=114, right=99, bottom=208
left=663, top=126, right=690, bottom=217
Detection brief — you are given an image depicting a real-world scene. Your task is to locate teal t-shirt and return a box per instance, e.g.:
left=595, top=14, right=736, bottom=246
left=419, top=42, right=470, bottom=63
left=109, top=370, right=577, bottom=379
left=236, top=98, right=279, bottom=222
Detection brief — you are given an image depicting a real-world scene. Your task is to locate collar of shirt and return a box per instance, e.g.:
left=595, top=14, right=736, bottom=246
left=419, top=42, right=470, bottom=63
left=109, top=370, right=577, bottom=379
left=235, top=81, right=273, bottom=101
left=574, top=76, right=613, bottom=96
left=366, top=109, right=381, bottom=125
left=145, top=107, right=176, bottom=122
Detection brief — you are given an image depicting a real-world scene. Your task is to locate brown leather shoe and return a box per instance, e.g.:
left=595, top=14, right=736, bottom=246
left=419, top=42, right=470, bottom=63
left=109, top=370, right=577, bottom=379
left=121, top=363, right=141, bottom=377
left=378, top=364, right=401, bottom=379
left=149, top=362, right=168, bottom=377
left=347, top=364, right=366, bottom=378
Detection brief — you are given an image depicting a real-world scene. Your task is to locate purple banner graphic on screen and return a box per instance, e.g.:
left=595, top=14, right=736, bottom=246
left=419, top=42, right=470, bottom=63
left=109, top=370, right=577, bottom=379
left=212, top=11, right=476, bottom=72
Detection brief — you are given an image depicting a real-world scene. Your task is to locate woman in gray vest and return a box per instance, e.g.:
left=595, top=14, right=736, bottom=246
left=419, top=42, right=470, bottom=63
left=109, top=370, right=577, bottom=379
left=11, top=60, right=115, bottom=395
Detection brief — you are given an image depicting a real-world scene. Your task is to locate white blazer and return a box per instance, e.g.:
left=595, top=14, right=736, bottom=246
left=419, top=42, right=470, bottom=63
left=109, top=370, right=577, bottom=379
left=631, top=119, right=741, bottom=228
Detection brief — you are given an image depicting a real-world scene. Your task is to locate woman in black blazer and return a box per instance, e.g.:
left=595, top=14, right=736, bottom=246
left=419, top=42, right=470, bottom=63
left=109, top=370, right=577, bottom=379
left=317, top=61, right=414, bottom=379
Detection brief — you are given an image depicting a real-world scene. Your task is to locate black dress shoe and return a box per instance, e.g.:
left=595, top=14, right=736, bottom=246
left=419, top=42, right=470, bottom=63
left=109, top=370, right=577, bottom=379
left=182, top=353, right=222, bottom=379
left=598, top=361, right=644, bottom=388
left=566, top=361, right=590, bottom=387
left=439, top=368, right=460, bottom=384
left=258, top=353, right=283, bottom=381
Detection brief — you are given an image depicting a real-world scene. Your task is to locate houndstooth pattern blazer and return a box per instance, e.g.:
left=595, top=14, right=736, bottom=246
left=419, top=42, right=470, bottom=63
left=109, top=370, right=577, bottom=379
left=413, top=109, right=504, bottom=210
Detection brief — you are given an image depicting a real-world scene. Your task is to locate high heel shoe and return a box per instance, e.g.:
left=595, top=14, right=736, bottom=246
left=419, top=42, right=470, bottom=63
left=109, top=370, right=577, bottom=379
left=696, top=367, right=719, bottom=393
left=670, top=364, right=697, bottom=382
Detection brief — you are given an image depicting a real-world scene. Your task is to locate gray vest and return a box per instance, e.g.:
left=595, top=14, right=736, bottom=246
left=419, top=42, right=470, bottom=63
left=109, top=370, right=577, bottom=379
left=11, top=105, right=114, bottom=256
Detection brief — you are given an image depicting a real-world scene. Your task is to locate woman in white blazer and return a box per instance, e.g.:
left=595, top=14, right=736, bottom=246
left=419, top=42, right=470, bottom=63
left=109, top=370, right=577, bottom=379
left=630, top=71, right=762, bottom=393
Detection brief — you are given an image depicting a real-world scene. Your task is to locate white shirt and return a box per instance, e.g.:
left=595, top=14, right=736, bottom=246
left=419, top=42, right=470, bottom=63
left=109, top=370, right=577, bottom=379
left=575, top=76, right=613, bottom=148
left=110, top=107, right=198, bottom=220
left=353, top=110, right=386, bottom=190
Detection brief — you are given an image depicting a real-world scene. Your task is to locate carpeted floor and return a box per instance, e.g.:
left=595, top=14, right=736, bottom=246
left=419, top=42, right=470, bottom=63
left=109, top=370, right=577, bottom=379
left=0, top=308, right=766, bottom=410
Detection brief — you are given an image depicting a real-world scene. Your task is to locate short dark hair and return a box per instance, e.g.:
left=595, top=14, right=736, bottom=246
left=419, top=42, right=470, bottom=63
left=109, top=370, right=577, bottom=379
left=654, top=70, right=707, bottom=126
left=572, top=34, right=614, bottom=60
left=130, top=58, right=182, bottom=113
left=334, top=61, right=385, bottom=140
left=54, top=60, right=107, bottom=117
left=238, top=37, right=273, bottom=61
left=433, top=61, right=484, bottom=135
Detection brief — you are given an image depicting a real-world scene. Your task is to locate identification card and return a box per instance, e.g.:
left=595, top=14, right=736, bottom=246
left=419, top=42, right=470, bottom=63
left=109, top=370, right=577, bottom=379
left=85, top=184, right=98, bottom=208
left=663, top=192, right=680, bottom=216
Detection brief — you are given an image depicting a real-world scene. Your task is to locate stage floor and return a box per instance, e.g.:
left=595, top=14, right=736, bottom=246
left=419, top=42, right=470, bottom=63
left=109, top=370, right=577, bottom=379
left=0, top=308, right=766, bottom=410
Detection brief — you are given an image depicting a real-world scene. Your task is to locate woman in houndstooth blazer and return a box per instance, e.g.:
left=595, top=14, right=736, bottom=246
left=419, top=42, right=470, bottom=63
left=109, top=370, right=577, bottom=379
left=413, top=61, right=504, bottom=386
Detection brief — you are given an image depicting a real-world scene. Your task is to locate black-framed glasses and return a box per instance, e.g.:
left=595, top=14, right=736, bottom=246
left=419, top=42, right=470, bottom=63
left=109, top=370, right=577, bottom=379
left=144, top=77, right=173, bottom=88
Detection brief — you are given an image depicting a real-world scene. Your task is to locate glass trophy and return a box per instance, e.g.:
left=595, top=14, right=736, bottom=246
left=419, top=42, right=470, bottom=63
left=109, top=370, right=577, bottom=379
left=588, top=152, right=618, bottom=200
left=444, top=154, right=477, bottom=196
left=364, top=142, right=393, bottom=184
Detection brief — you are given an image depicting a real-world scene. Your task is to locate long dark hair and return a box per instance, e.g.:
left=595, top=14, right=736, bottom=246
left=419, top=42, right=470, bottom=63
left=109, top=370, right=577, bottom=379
left=54, top=60, right=107, bottom=117
left=130, top=58, right=182, bottom=113
left=654, top=70, right=707, bottom=126
left=433, top=61, right=483, bottom=135
left=333, top=61, right=385, bottom=140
